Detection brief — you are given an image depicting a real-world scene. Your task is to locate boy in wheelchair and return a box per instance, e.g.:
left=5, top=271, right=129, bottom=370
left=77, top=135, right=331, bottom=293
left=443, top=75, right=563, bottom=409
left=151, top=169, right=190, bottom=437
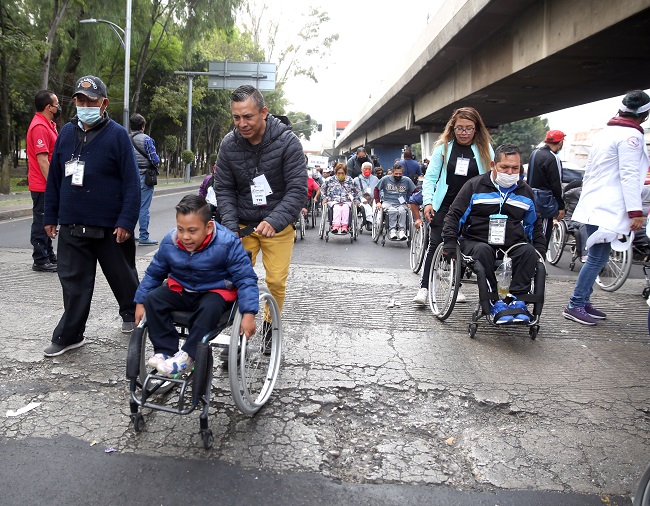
left=133, top=195, right=259, bottom=377
left=442, top=144, right=546, bottom=323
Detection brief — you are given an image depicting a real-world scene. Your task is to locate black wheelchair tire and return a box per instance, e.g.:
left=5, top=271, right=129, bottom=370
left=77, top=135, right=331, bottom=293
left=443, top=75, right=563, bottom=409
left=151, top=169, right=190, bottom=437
left=126, top=327, right=144, bottom=379
left=192, top=342, right=212, bottom=406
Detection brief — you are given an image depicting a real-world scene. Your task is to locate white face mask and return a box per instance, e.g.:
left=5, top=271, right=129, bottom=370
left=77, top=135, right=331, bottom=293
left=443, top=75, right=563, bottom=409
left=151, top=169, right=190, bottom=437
left=495, top=172, right=519, bottom=188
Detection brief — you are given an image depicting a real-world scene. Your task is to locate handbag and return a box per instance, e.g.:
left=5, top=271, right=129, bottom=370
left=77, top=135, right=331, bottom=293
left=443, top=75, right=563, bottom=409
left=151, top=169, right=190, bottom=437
left=528, top=149, right=558, bottom=219
left=144, top=167, right=157, bottom=187
left=532, top=188, right=559, bottom=219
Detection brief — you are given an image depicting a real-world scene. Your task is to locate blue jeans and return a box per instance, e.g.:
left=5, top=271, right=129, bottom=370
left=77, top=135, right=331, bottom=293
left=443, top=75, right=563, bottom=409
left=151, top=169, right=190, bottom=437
left=569, top=224, right=611, bottom=308
left=138, top=174, right=154, bottom=240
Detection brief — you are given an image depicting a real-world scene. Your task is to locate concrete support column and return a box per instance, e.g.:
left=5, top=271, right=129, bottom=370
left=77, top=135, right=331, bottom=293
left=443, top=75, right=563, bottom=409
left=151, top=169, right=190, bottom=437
left=420, top=132, right=442, bottom=159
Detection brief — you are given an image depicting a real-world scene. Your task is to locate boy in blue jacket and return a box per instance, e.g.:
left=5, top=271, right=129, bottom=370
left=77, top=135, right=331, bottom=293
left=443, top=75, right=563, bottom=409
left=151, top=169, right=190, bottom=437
left=134, top=195, right=258, bottom=377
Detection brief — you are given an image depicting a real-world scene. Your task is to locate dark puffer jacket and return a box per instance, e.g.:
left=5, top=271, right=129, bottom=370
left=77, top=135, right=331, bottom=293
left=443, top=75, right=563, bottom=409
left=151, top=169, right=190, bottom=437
left=215, top=115, right=307, bottom=235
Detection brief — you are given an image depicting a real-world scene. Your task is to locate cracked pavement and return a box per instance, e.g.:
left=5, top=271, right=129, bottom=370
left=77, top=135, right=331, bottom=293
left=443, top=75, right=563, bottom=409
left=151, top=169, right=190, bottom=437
left=1, top=246, right=649, bottom=502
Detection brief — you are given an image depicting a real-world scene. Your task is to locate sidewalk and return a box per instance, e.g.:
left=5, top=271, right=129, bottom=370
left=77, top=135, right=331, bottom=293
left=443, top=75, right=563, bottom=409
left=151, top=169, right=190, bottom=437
left=0, top=177, right=203, bottom=221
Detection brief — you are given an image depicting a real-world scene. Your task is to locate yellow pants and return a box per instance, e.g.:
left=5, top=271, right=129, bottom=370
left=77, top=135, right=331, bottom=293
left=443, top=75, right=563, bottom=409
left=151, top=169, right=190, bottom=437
left=241, top=224, right=295, bottom=312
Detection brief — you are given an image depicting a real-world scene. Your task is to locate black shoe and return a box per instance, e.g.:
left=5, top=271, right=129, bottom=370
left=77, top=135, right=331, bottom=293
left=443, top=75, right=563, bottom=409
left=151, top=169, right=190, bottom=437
left=49, top=254, right=57, bottom=264
left=121, top=321, right=136, bottom=333
left=263, top=321, right=273, bottom=356
left=44, top=338, right=86, bottom=357
left=32, top=262, right=57, bottom=273
left=219, top=345, right=241, bottom=363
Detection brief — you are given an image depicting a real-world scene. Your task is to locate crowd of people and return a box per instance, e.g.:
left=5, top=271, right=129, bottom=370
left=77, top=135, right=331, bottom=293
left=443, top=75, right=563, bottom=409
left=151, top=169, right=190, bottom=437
left=28, top=74, right=650, bottom=366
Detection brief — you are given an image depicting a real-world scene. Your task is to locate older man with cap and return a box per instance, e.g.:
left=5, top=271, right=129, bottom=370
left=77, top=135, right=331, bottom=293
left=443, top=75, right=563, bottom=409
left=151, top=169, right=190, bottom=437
left=43, top=75, right=141, bottom=357
left=527, top=129, right=566, bottom=247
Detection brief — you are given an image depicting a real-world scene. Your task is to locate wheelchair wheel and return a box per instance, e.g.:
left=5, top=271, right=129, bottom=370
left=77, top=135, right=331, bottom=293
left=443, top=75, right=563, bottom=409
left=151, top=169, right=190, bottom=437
left=354, top=207, right=362, bottom=237
left=229, top=289, right=282, bottom=416
left=428, top=242, right=461, bottom=321
left=409, top=219, right=428, bottom=273
left=634, top=461, right=650, bottom=506
left=299, top=213, right=306, bottom=240
left=546, top=220, right=567, bottom=265
left=350, top=207, right=357, bottom=243
left=138, top=325, right=175, bottom=395
left=596, top=248, right=633, bottom=292
left=318, top=204, right=326, bottom=239
left=372, top=208, right=383, bottom=243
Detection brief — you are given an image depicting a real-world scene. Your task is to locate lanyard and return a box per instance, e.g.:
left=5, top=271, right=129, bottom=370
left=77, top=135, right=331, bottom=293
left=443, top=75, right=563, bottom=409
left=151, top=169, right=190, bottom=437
left=491, top=177, right=513, bottom=214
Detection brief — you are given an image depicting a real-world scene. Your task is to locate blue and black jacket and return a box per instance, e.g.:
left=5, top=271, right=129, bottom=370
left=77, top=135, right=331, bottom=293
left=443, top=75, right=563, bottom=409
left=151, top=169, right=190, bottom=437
left=442, top=172, right=547, bottom=255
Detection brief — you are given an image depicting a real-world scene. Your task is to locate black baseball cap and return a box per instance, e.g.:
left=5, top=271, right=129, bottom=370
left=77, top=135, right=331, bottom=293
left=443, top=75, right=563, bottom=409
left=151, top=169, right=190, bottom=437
left=73, top=76, right=107, bottom=100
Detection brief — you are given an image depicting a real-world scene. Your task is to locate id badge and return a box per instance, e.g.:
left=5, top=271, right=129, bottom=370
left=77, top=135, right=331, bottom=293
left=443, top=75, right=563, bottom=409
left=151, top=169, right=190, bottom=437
left=455, top=157, right=470, bottom=176
left=65, top=159, right=77, bottom=177
left=488, top=213, right=507, bottom=245
left=251, top=184, right=267, bottom=206
left=71, top=161, right=85, bottom=186
left=253, top=174, right=273, bottom=196
left=398, top=196, right=406, bottom=204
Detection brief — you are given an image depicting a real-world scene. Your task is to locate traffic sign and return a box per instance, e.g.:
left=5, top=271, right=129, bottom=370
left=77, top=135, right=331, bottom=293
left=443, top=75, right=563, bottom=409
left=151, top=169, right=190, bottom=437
left=207, top=61, right=276, bottom=91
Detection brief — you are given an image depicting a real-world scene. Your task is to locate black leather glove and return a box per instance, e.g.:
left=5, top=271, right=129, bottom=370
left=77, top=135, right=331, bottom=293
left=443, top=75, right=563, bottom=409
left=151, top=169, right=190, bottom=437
left=442, top=241, right=457, bottom=261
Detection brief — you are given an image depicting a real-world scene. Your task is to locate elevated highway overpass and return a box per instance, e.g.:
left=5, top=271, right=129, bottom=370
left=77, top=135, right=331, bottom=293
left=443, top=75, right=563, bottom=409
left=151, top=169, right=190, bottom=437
left=334, top=0, right=650, bottom=166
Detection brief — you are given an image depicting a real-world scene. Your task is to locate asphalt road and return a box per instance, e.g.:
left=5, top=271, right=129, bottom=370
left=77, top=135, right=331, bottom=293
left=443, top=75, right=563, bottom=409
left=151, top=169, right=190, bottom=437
left=1, top=191, right=647, bottom=506
left=1, top=189, right=646, bottom=281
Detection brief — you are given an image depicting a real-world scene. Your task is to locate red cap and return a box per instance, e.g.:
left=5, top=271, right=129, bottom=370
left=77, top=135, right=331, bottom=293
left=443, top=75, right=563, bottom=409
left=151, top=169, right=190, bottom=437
left=545, top=130, right=565, bottom=143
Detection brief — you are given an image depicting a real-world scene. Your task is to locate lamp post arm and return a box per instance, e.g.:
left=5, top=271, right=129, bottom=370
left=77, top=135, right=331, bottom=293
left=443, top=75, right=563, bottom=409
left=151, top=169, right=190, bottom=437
left=80, top=18, right=125, bottom=49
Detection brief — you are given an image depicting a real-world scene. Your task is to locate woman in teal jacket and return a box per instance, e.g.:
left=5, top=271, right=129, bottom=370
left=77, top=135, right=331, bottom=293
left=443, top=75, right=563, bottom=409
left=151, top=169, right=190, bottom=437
left=413, top=107, right=494, bottom=306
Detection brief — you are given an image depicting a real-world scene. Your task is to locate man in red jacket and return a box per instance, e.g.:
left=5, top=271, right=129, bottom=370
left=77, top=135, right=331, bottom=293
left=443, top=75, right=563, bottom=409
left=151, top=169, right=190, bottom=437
left=26, top=90, right=60, bottom=272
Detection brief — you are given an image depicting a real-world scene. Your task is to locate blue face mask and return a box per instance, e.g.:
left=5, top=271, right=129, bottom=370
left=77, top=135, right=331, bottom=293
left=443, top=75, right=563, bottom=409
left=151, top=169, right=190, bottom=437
left=77, top=106, right=102, bottom=126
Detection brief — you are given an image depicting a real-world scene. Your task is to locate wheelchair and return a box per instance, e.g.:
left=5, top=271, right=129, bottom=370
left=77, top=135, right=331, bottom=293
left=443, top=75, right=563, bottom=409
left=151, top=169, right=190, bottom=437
left=318, top=201, right=358, bottom=243
left=428, top=242, right=545, bottom=339
left=293, top=212, right=306, bottom=242
left=126, top=287, right=283, bottom=449
left=409, top=208, right=429, bottom=273
left=371, top=205, right=412, bottom=247
left=309, top=193, right=321, bottom=229
left=635, top=460, right=650, bottom=506
left=548, top=219, right=650, bottom=293
left=546, top=219, right=581, bottom=270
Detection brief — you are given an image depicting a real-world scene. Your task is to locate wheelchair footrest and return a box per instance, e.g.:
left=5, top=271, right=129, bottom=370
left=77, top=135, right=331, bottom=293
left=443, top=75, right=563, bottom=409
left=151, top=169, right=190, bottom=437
left=133, top=373, right=199, bottom=415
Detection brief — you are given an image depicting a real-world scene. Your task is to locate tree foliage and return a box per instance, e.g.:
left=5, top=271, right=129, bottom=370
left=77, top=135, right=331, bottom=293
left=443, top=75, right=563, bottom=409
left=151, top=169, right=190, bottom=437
left=0, top=0, right=339, bottom=192
left=491, top=116, right=549, bottom=163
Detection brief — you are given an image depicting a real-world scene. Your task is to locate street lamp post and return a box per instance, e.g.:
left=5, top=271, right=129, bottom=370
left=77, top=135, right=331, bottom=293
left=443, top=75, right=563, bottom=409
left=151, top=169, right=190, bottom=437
left=79, top=0, right=132, bottom=130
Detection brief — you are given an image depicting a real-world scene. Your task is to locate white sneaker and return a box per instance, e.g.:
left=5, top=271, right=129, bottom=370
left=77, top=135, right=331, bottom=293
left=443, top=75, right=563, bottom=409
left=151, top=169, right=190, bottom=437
left=397, top=230, right=407, bottom=241
left=157, top=350, right=194, bottom=377
left=389, top=229, right=397, bottom=240
left=147, top=353, right=169, bottom=369
left=456, top=290, right=467, bottom=303
left=413, top=288, right=428, bottom=306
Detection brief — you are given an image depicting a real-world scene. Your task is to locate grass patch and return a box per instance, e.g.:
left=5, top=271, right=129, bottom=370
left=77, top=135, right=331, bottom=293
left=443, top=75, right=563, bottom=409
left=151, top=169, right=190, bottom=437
left=10, top=177, right=29, bottom=193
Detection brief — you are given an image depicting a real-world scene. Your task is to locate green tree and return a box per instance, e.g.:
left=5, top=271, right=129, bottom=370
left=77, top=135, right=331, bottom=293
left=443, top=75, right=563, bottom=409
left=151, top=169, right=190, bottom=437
left=287, top=111, right=317, bottom=141
left=491, top=116, right=549, bottom=163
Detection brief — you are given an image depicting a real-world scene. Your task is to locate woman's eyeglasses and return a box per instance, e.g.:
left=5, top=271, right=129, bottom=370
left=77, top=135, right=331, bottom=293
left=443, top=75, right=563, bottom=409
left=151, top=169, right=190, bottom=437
left=454, top=127, right=475, bottom=134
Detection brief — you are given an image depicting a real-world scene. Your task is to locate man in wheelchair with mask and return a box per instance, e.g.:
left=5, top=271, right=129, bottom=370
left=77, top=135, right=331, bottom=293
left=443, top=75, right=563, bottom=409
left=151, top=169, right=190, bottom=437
left=441, top=144, right=546, bottom=323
